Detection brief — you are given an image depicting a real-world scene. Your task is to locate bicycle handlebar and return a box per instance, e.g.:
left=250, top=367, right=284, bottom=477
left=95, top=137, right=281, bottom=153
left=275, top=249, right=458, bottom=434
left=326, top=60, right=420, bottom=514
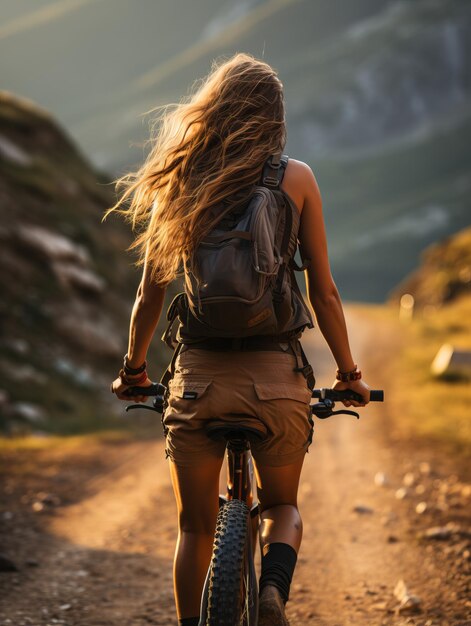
left=123, top=385, right=384, bottom=403
left=122, top=384, right=384, bottom=421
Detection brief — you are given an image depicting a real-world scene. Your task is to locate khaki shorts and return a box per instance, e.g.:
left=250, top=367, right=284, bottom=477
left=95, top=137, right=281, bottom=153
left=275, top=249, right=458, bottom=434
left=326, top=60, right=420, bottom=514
left=162, top=346, right=314, bottom=467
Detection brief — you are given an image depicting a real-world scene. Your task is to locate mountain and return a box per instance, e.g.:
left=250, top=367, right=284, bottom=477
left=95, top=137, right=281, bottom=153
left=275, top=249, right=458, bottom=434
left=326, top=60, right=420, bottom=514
left=0, top=0, right=469, bottom=301
left=0, top=91, right=167, bottom=434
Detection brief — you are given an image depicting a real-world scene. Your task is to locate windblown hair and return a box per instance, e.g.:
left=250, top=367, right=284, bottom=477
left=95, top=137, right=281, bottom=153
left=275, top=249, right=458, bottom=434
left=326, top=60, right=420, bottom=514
left=105, top=52, right=286, bottom=285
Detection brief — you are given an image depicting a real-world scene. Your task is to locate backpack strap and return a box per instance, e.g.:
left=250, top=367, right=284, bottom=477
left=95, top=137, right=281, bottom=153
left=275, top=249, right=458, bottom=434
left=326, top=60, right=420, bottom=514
left=261, top=151, right=287, bottom=188
left=291, top=338, right=316, bottom=390
left=290, top=256, right=311, bottom=272
left=161, top=292, right=186, bottom=349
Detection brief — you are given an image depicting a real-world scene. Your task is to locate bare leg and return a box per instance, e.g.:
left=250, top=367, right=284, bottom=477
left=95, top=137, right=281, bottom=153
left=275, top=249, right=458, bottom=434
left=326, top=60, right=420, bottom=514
left=254, top=457, right=305, bottom=552
left=254, top=457, right=305, bottom=626
left=169, top=455, right=224, bottom=620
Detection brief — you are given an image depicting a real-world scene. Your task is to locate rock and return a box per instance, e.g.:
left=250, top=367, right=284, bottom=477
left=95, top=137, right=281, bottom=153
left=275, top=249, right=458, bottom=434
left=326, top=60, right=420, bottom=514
left=56, top=312, right=122, bottom=358
left=0, top=362, right=47, bottom=385
left=415, top=501, right=428, bottom=514
left=0, top=554, right=18, bottom=572
left=36, top=492, right=61, bottom=507
left=403, top=472, right=416, bottom=487
left=11, top=402, right=46, bottom=423
left=52, top=261, right=105, bottom=294
left=59, top=604, right=72, bottom=611
left=15, top=225, right=90, bottom=266
left=353, top=504, right=374, bottom=514
left=25, top=559, right=39, bottom=567
left=415, top=484, right=426, bottom=495
left=419, top=523, right=461, bottom=540
left=381, top=511, right=397, bottom=526
left=1, top=338, right=29, bottom=355
left=431, top=343, right=471, bottom=378
left=374, top=472, right=388, bottom=486
left=0, top=134, right=32, bottom=166
left=397, top=593, right=422, bottom=614
left=393, top=579, right=422, bottom=614
left=395, top=487, right=409, bottom=500
left=418, top=461, right=431, bottom=475
left=393, top=579, right=408, bottom=601
left=461, top=484, right=471, bottom=498
left=53, top=358, right=96, bottom=388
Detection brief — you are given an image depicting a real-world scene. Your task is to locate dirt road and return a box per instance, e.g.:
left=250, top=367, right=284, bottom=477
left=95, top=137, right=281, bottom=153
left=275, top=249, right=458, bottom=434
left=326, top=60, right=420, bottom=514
left=1, top=305, right=470, bottom=625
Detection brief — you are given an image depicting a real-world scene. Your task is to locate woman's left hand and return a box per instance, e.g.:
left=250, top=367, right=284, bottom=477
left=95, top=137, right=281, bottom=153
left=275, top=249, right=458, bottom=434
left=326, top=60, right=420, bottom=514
left=331, top=378, right=370, bottom=408
left=111, top=374, right=154, bottom=403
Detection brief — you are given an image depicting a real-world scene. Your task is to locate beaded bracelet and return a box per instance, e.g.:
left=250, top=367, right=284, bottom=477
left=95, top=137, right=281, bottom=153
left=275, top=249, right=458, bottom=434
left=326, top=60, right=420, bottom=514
left=335, top=365, right=362, bottom=383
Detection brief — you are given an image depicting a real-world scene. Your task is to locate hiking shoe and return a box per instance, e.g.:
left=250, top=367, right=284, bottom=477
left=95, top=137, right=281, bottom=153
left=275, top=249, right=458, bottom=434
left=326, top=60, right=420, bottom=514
left=258, top=585, right=290, bottom=626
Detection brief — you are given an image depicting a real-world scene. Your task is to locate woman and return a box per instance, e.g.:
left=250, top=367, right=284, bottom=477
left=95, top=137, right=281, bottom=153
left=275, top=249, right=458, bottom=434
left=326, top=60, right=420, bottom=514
left=109, top=53, right=370, bottom=626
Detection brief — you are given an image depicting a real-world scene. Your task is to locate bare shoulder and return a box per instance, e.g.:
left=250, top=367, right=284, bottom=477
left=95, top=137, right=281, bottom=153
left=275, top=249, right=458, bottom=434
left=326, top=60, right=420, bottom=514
left=282, top=158, right=321, bottom=214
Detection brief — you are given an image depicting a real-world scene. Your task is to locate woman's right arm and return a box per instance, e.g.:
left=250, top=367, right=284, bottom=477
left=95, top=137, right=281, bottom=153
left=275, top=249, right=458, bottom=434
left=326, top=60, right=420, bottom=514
left=296, top=162, right=370, bottom=406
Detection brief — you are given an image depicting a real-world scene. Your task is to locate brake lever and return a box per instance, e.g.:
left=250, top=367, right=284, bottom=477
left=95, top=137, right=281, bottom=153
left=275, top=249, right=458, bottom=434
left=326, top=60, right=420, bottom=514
left=125, top=404, right=159, bottom=413
left=330, top=409, right=360, bottom=419
left=125, top=395, right=165, bottom=414
left=310, top=400, right=360, bottom=420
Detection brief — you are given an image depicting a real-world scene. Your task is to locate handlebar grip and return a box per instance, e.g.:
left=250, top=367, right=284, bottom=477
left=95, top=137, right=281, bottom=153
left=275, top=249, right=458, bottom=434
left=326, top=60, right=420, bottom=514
left=370, top=390, right=384, bottom=402
left=312, top=388, right=384, bottom=402
left=123, top=382, right=166, bottom=397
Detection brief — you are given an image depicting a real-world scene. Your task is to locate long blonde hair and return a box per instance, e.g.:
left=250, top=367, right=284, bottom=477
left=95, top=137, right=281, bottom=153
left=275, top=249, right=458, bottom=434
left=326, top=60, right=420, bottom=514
left=105, top=52, right=286, bottom=285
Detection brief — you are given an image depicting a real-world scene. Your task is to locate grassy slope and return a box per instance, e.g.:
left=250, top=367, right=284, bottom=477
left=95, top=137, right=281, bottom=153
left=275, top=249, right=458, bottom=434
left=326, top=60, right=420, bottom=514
left=386, top=296, right=471, bottom=458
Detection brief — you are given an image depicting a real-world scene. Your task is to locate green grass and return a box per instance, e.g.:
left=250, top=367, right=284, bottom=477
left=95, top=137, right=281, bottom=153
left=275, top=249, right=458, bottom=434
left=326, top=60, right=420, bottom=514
left=389, top=295, right=471, bottom=458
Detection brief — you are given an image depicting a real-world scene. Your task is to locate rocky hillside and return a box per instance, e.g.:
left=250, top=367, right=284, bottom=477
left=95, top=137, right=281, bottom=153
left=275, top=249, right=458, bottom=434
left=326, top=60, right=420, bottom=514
left=0, top=91, right=166, bottom=434
left=390, top=226, right=471, bottom=308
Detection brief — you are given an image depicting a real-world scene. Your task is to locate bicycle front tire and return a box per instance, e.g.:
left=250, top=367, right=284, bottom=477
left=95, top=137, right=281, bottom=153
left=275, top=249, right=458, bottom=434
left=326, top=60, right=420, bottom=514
left=204, top=498, right=252, bottom=626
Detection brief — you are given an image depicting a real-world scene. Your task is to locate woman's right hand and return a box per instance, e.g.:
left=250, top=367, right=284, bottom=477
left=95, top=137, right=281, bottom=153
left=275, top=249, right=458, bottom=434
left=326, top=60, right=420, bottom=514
left=110, top=374, right=154, bottom=403
left=331, top=378, right=370, bottom=408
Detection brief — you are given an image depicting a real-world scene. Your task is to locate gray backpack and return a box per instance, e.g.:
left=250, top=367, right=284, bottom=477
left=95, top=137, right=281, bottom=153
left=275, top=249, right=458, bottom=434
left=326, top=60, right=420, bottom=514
left=163, top=153, right=313, bottom=346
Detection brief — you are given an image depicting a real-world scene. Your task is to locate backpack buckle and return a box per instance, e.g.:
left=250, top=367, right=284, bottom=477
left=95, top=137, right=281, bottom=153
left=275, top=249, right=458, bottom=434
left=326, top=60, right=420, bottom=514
left=294, top=363, right=314, bottom=379
left=262, top=175, right=280, bottom=188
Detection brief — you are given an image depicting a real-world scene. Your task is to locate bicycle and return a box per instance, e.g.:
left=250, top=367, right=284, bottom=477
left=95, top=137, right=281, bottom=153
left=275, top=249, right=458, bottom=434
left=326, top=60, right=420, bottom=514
left=125, top=383, right=384, bottom=625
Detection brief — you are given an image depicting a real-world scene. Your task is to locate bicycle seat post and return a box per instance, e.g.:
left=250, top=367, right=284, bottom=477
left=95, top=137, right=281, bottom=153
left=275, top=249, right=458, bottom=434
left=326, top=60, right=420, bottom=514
left=226, top=435, right=253, bottom=506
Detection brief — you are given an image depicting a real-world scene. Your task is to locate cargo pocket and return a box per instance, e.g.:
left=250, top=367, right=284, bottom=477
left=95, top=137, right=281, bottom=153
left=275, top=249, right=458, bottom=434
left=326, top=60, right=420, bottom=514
left=253, top=382, right=314, bottom=452
left=164, top=377, right=213, bottom=424
left=168, top=378, right=212, bottom=400
left=163, top=377, right=213, bottom=461
left=253, top=382, right=312, bottom=404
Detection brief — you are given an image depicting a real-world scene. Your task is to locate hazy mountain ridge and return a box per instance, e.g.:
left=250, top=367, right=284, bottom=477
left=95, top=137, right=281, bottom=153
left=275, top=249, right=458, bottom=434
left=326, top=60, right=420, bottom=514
left=287, top=0, right=471, bottom=155
left=1, top=0, right=469, bottom=301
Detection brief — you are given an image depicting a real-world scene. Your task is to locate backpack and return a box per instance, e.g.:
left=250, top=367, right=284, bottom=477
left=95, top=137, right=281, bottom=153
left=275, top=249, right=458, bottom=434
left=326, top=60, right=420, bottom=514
left=162, top=152, right=314, bottom=347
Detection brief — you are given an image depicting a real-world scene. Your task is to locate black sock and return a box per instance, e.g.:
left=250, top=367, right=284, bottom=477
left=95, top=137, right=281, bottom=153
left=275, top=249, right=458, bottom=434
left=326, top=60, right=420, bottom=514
left=259, top=542, right=298, bottom=604
left=178, top=618, right=199, bottom=626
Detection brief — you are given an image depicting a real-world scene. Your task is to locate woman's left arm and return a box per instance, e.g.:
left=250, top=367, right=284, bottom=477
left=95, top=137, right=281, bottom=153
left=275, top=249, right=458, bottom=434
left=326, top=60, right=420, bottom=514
left=111, top=255, right=167, bottom=401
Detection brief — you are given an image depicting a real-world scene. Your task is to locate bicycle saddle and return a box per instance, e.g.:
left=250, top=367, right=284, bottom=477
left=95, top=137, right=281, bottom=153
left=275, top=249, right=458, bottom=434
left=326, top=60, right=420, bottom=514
left=206, top=417, right=268, bottom=443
